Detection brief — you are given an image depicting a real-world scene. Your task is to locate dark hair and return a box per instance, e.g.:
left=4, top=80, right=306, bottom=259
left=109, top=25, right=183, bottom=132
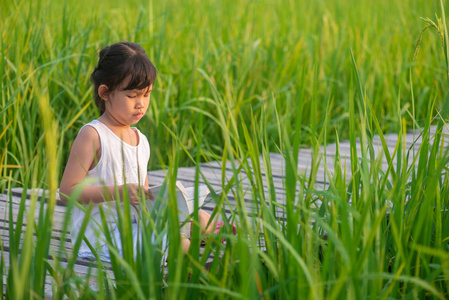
left=91, top=42, right=157, bottom=114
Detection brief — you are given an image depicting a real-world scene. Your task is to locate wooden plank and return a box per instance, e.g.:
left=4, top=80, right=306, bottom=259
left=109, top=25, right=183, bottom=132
left=8, top=188, right=64, bottom=206
left=1, top=250, right=114, bottom=295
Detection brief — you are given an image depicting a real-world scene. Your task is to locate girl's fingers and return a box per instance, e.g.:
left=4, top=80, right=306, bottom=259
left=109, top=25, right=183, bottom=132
left=129, top=199, right=140, bottom=205
left=146, top=187, right=155, bottom=200
left=124, top=184, right=153, bottom=203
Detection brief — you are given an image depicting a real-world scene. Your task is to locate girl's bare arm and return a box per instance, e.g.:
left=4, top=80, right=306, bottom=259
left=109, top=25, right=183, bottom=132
left=60, top=126, right=108, bottom=203
left=59, top=126, right=152, bottom=204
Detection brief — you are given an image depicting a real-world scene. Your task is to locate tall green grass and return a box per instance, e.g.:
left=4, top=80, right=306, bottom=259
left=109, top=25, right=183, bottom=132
left=2, top=0, right=449, bottom=298
left=1, top=0, right=447, bottom=184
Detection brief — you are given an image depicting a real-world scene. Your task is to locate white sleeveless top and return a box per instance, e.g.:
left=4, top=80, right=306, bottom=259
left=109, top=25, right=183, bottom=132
left=70, top=119, right=150, bottom=253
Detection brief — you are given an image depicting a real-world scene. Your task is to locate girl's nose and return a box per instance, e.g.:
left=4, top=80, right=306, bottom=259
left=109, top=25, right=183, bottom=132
left=135, top=97, right=144, bottom=108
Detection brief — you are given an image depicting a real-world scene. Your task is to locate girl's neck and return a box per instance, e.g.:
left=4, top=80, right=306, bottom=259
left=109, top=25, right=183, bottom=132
left=97, top=114, right=139, bottom=146
left=98, top=112, right=130, bottom=129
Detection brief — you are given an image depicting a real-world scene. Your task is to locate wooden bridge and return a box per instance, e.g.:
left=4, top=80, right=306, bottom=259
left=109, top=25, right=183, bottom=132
left=1, top=125, right=447, bottom=296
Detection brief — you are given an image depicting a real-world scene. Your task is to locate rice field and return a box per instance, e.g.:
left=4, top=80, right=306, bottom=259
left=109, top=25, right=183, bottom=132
left=2, top=0, right=449, bottom=298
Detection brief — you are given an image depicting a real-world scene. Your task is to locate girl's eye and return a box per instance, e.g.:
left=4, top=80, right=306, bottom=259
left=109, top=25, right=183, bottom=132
left=128, top=95, right=136, bottom=98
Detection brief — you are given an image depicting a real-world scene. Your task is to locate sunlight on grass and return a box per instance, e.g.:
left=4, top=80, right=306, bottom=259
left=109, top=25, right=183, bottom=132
left=2, top=0, right=449, bottom=298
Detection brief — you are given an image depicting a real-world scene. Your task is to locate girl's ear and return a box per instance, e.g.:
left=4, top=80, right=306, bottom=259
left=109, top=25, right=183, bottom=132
left=98, top=84, right=110, bottom=101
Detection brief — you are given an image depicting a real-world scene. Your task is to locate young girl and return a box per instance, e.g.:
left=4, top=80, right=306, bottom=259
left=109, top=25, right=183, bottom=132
left=59, top=42, right=214, bottom=261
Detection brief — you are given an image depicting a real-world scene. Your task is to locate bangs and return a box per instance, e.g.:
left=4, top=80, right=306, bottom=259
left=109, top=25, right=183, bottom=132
left=121, top=55, right=157, bottom=91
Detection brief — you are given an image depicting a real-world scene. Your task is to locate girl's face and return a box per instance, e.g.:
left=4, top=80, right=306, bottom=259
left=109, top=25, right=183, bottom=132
left=101, top=78, right=152, bottom=127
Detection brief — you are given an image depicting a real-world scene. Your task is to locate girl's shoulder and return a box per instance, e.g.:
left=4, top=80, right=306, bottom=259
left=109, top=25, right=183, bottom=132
left=75, top=122, right=101, bottom=148
left=78, top=124, right=100, bottom=138
left=79, top=119, right=102, bottom=133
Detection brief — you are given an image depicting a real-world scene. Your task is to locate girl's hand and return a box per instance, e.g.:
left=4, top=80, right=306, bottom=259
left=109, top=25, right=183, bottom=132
left=122, top=184, right=154, bottom=205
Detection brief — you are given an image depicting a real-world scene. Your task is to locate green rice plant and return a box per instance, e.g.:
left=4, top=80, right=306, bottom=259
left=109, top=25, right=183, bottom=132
left=1, top=0, right=448, bottom=187
left=2, top=72, right=62, bottom=297
left=3, top=0, right=449, bottom=298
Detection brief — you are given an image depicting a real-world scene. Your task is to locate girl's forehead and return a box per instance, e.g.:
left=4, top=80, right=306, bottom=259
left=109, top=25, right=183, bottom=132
left=117, top=75, right=153, bottom=91
left=119, top=84, right=153, bottom=93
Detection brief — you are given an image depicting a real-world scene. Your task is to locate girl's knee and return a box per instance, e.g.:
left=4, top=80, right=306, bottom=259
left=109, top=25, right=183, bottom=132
left=199, top=210, right=215, bottom=234
left=180, top=233, right=190, bottom=254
